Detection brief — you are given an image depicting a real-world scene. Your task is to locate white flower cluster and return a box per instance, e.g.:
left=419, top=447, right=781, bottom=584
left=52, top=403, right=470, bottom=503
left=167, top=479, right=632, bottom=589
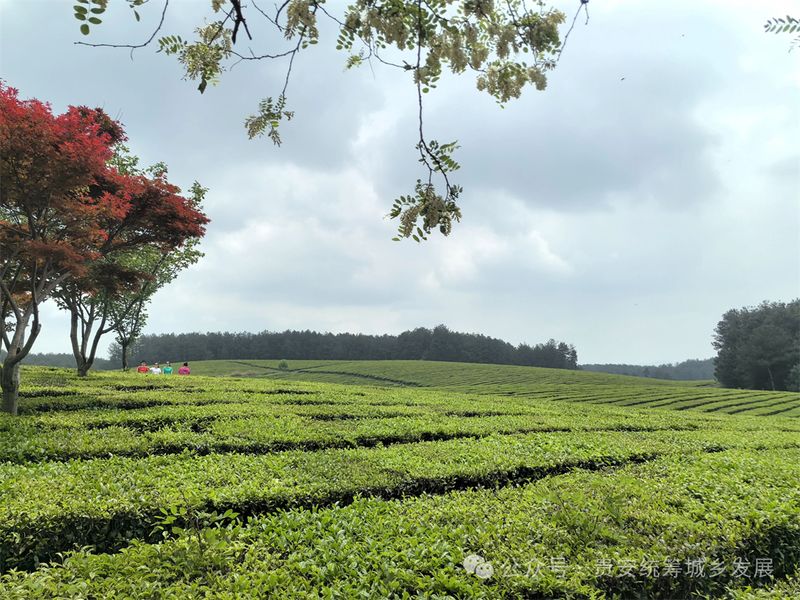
left=286, top=0, right=319, bottom=41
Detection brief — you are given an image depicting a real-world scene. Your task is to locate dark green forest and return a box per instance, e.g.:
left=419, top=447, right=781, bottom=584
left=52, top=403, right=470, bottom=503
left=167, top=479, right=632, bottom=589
left=107, top=325, right=579, bottom=370
left=714, top=299, right=800, bottom=391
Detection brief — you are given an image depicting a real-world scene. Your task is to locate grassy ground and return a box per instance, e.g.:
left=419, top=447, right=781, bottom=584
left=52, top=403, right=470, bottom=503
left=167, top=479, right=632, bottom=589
left=0, top=365, right=798, bottom=598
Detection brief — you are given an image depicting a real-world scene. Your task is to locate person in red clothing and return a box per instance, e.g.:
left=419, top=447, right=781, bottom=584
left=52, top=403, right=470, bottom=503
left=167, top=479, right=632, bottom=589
left=178, top=362, right=191, bottom=375
left=136, top=361, right=149, bottom=374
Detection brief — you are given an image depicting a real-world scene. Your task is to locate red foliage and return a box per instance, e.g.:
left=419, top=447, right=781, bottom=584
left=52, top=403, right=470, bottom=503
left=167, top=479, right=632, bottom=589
left=0, top=82, right=208, bottom=296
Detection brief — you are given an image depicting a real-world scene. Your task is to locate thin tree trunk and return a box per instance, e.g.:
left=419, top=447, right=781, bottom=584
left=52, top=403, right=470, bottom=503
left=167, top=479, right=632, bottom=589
left=69, top=308, right=86, bottom=377
left=1, top=361, right=20, bottom=416
left=121, top=340, right=130, bottom=371
left=80, top=309, right=109, bottom=377
left=767, top=365, right=776, bottom=391
left=69, top=305, right=98, bottom=377
left=69, top=293, right=118, bottom=377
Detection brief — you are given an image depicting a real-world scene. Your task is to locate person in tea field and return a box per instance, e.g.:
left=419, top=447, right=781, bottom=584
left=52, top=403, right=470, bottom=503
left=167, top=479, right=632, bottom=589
left=178, top=362, right=191, bottom=375
left=136, top=361, right=149, bottom=374
left=150, top=363, right=162, bottom=375
left=163, top=361, right=174, bottom=375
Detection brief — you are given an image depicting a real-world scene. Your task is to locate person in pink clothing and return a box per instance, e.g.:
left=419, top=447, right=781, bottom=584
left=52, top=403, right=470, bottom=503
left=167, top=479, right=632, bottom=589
left=178, top=362, right=191, bottom=375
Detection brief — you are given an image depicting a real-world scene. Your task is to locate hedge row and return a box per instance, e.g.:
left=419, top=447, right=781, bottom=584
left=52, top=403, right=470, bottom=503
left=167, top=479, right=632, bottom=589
left=3, top=376, right=796, bottom=471
left=7, top=379, right=794, bottom=435
left=0, top=408, right=713, bottom=463
left=2, top=449, right=798, bottom=598
left=724, top=572, right=800, bottom=599
left=2, top=428, right=799, bottom=571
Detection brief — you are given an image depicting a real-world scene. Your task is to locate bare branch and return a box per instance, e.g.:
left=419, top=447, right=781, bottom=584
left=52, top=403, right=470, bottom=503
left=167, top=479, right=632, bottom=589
left=74, top=0, right=170, bottom=58
left=274, top=0, right=292, bottom=25
left=558, top=0, right=589, bottom=61
left=229, top=0, right=253, bottom=44
left=230, top=47, right=297, bottom=62
left=251, top=0, right=282, bottom=31
left=0, top=278, right=21, bottom=324
left=414, top=0, right=453, bottom=193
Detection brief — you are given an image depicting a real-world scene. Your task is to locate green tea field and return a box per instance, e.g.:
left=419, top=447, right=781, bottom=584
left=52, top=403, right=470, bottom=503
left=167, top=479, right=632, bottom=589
left=1, top=363, right=798, bottom=598
left=191, top=359, right=800, bottom=418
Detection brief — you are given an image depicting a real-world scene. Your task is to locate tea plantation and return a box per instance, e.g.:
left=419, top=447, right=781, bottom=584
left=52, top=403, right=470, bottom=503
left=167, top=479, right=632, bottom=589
left=191, top=359, right=800, bottom=418
left=0, top=364, right=798, bottom=598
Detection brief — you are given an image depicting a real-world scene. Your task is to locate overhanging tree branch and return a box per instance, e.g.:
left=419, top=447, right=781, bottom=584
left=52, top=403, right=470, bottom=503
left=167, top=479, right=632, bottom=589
left=74, top=0, right=170, bottom=59
left=72, top=0, right=577, bottom=240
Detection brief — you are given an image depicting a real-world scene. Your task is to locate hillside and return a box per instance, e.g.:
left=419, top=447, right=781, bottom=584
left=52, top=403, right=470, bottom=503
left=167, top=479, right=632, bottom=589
left=188, top=359, right=800, bottom=418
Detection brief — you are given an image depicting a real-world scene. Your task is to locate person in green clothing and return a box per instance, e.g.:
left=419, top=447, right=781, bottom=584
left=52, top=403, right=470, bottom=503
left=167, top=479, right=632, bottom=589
left=163, top=361, right=174, bottom=375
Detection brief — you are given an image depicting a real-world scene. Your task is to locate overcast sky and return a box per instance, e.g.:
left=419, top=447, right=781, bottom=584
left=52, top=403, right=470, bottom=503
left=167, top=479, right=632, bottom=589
left=1, top=0, right=798, bottom=364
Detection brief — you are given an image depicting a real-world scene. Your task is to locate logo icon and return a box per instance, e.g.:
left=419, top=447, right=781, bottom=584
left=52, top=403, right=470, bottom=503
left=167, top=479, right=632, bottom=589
left=463, top=554, right=494, bottom=579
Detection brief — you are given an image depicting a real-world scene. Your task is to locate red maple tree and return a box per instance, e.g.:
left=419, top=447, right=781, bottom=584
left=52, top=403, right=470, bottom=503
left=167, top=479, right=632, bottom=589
left=1, top=84, right=208, bottom=414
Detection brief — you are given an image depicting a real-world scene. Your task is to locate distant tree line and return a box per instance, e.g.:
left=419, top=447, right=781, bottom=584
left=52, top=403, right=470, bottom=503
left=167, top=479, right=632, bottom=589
left=111, top=325, right=579, bottom=370
left=581, top=358, right=715, bottom=381
left=713, top=299, right=799, bottom=391
left=0, top=351, right=114, bottom=371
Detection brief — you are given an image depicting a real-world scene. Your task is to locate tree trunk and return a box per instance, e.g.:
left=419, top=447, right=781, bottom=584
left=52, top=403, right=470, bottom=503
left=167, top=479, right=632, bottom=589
left=1, top=312, right=34, bottom=416
left=1, top=362, right=20, bottom=416
left=121, top=340, right=129, bottom=371
left=69, top=308, right=93, bottom=377
left=767, top=365, right=776, bottom=391
left=69, top=308, right=86, bottom=377
left=77, top=360, right=91, bottom=378
left=69, top=301, right=108, bottom=377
